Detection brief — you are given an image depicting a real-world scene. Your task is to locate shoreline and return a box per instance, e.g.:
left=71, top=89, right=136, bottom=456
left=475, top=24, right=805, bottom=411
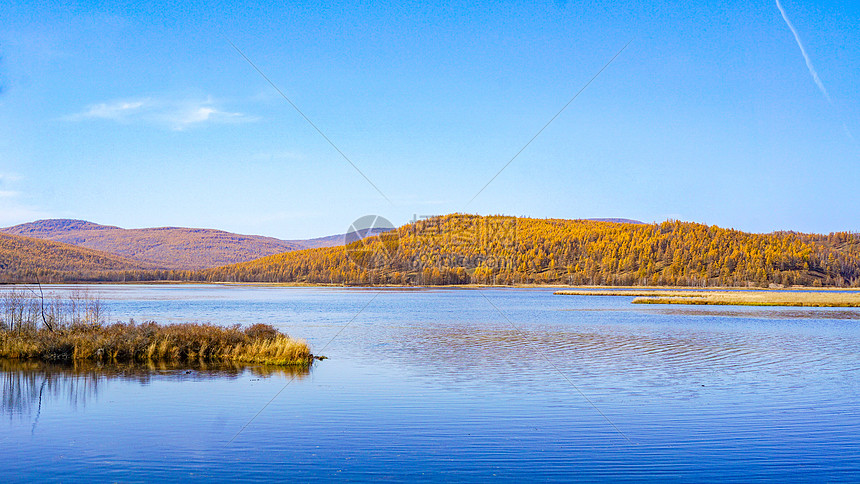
left=3, top=281, right=859, bottom=292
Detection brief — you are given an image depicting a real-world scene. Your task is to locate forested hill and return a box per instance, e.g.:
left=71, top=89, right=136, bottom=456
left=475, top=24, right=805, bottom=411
left=0, top=233, right=154, bottom=281
left=195, top=214, right=860, bottom=287
left=0, top=219, right=321, bottom=270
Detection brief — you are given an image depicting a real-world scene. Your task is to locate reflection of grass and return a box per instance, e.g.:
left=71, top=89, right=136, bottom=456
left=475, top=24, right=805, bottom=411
left=555, top=289, right=860, bottom=307
left=0, top=322, right=313, bottom=366
left=1, top=358, right=309, bottom=418
left=0, top=357, right=310, bottom=380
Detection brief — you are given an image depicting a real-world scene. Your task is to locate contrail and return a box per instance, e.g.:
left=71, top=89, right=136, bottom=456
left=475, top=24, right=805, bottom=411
left=776, top=0, right=857, bottom=149
left=775, top=0, right=831, bottom=103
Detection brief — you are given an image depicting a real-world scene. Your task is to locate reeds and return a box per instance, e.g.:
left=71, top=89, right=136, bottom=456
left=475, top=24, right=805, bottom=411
left=0, top=321, right=312, bottom=366
left=1, top=288, right=108, bottom=333
left=631, top=291, right=860, bottom=307
left=553, top=289, right=705, bottom=297
left=0, top=289, right=312, bottom=366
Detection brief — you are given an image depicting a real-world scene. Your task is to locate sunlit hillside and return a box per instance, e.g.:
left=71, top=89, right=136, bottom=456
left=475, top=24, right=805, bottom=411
left=0, top=233, right=153, bottom=282
left=4, top=215, right=858, bottom=287
left=0, top=219, right=320, bottom=270
left=195, top=214, right=860, bottom=287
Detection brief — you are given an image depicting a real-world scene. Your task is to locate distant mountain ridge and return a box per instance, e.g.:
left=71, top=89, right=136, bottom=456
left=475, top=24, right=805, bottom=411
left=0, top=216, right=652, bottom=279
left=0, top=219, right=343, bottom=270
left=0, top=232, right=154, bottom=281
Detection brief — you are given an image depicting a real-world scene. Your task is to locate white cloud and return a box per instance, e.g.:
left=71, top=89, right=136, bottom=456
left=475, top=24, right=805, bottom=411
left=185, top=107, right=217, bottom=123
left=67, top=96, right=258, bottom=130
left=76, top=100, right=147, bottom=120
left=163, top=103, right=252, bottom=131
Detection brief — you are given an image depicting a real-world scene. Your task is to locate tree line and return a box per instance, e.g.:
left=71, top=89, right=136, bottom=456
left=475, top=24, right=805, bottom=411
left=4, top=215, right=859, bottom=287
left=193, top=215, right=860, bottom=287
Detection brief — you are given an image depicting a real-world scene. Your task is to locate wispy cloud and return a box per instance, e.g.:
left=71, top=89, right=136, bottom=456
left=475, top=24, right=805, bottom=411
left=166, top=105, right=249, bottom=129
left=775, top=0, right=831, bottom=103
left=0, top=172, right=22, bottom=184
left=77, top=100, right=146, bottom=120
left=67, top=96, right=258, bottom=130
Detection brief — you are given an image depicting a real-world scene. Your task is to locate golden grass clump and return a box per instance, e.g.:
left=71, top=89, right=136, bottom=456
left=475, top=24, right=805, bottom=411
left=0, top=321, right=312, bottom=366
left=631, top=291, right=860, bottom=307
left=555, top=288, right=860, bottom=307
left=226, top=335, right=313, bottom=366
left=553, top=289, right=707, bottom=297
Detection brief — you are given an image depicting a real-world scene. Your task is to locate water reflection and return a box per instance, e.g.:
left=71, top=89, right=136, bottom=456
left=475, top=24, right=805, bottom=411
left=640, top=306, right=860, bottom=320
left=0, top=359, right=309, bottom=420
left=560, top=306, right=860, bottom=320
left=381, top=319, right=859, bottom=400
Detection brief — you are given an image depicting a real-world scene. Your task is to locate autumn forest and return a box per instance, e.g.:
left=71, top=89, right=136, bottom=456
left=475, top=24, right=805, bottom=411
left=3, top=215, right=858, bottom=287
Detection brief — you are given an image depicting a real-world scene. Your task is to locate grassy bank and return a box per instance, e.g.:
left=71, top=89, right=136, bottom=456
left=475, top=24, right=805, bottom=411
left=555, top=289, right=860, bottom=307
left=1, top=288, right=313, bottom=366
left=553, top=289, right=705, bottom=297
left=632, top=291, right=860, bottom=307
left=0, top=321, right=313, bottom=366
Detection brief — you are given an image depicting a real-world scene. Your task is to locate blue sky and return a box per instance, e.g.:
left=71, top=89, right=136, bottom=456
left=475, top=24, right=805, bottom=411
left=1, top=0, right=857, bottom=239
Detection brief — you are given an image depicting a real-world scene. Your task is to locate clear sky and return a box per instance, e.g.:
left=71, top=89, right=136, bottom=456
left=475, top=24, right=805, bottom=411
left=1, top=0, right=857, bottom=239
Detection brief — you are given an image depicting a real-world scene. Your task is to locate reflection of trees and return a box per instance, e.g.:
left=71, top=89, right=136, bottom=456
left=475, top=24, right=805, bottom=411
left=0, top=359, right=309, bottom=421
left=1, top=360, right=103, bottom=426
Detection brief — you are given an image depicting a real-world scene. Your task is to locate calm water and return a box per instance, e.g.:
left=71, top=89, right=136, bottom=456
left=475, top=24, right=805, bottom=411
left=2, top=285, right=859, bottom=482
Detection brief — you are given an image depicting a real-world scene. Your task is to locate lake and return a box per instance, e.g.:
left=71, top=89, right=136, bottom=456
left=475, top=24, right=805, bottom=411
left=2, top=285, right=859, bottom=482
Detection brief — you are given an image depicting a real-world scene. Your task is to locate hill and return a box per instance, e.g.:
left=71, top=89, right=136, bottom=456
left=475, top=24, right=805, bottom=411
left=0, top=219, right=343, bottom=270
left=0, top=232, right=154, bottom=282
left=194, top=214, right=860, bottom=287
left=292, top=232, right=352, bottom=250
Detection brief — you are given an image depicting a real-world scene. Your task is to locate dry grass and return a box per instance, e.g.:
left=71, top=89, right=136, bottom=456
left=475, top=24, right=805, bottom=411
left=553, top=289, right=707, bottom=297
left=632, top=291, right=860, bottom=307
left=0, top=322, right=313, bottom=366
left=555, top=289, right=860, bottom=307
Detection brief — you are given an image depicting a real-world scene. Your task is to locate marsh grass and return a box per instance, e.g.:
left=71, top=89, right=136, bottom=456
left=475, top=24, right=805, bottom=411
left=2, top=287, right=109, bottom=333
left=555, top=289, right=860, bottom=307
left=632, top=291, right=860, bottom=307
left=0, top=321, right=312, bottom=366
left=554, top=289, right=708, bottom=297
left=0, top=289, right=312, bottom=366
